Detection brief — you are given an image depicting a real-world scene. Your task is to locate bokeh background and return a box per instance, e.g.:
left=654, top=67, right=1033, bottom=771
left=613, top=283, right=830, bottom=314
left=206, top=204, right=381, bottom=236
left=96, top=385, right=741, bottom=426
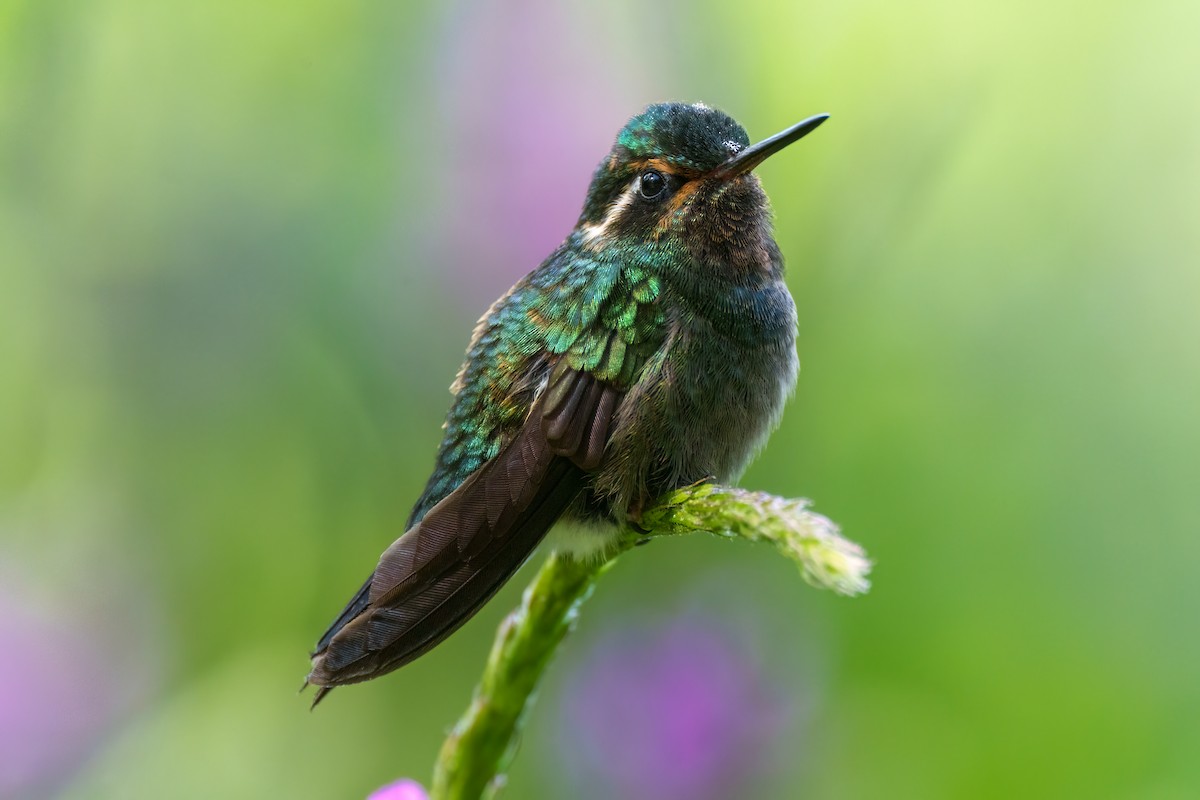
left=2, top=0, right=1198, bottom=798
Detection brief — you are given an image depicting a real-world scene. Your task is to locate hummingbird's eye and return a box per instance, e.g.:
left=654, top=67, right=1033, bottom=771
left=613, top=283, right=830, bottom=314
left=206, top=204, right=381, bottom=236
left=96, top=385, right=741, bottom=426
left=638, top=170, right=667, bottom=200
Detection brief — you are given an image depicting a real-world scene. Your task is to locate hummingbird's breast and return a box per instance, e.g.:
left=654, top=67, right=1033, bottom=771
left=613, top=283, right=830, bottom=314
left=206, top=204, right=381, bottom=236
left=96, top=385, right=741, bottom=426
left=589, top=268, right=798, bottom=519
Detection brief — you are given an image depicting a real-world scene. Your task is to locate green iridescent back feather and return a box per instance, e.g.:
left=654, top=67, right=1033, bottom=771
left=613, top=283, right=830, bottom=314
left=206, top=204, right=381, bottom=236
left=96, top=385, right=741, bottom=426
left=408, top=244, right=664, bottom=525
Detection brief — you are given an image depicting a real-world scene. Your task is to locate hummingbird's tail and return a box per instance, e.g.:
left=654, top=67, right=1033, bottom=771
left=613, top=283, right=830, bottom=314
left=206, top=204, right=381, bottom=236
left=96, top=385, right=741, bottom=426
left=306, top=405, right=595, bottom=698
left=306, top=365, right=621, bottom=703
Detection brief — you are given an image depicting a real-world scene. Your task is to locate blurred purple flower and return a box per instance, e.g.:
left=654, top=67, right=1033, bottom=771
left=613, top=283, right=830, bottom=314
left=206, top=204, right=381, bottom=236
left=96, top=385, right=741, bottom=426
left=556, top=611, right=792, bottom=800
left=432, top=0, right=651, bottom=309
left=367, top=777, right=429, bottom=800
left=0, top=561, right=156, bottom=797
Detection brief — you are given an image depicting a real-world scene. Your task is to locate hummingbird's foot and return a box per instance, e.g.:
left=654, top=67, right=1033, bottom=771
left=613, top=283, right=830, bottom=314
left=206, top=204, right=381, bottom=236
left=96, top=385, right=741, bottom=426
left=627, top=519, right=652, bottom=536
left=626, top=496, right=651, bottom=535
left=628, top=496, right=648, bottom=527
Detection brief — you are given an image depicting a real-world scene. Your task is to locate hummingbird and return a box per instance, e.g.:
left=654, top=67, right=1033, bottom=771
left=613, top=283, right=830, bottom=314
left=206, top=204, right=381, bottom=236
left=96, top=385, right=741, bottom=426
left=306, top=102, right=828, bottom=704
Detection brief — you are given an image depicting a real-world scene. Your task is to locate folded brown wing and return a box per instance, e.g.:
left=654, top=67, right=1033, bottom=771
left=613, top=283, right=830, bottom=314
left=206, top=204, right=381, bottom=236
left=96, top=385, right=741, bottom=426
left=541, top=359, right=624, bottom=470
left=307, top=363, right=620, bottom=702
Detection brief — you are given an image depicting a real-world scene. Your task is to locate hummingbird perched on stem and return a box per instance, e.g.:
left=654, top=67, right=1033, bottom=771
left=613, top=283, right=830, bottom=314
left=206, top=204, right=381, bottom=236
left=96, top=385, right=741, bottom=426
left=306, top=102, right=828, bottom=704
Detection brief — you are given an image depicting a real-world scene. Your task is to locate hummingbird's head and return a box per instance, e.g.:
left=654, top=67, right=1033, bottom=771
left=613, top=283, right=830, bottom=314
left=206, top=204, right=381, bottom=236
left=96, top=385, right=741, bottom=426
left=576, top=102, right=827, bottom=274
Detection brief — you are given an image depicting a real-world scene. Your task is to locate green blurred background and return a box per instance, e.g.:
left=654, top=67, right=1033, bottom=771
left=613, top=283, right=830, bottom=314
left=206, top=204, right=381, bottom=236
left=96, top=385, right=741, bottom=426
left=3, top=0, right=1198, bottom=798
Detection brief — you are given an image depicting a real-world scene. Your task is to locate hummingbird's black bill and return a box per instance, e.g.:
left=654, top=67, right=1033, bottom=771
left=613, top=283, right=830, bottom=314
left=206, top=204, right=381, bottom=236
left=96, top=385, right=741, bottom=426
left=713, top=113, right=830, bottom=178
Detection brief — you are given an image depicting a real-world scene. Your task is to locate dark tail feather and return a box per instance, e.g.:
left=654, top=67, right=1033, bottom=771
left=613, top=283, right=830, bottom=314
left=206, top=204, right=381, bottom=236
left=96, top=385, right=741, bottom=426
left=307, top=420, right=585, bottom=690
left=314, top=575, right=373, bottom=655
left=306, top=365, right=619, bottom=697
left=309, top=683, right=333, bottom=709
left=306, top=566, right=374, bottom=707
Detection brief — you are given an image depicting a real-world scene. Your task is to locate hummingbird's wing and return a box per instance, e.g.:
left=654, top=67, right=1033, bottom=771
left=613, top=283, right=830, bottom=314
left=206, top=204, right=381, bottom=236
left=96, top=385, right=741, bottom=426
left=307, top=249, right=663, bottom=703
left=306, top=360, right=622, bottom=702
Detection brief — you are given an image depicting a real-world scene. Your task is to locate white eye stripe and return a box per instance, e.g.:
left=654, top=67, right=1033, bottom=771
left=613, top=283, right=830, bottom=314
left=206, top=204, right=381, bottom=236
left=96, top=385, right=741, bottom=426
left=580, top=183, right=638, bottom=244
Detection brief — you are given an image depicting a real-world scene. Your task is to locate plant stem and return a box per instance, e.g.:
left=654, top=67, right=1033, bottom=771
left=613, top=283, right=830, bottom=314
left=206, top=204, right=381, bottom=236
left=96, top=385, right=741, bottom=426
left=429, top=483, right=870, bottom=799
left=429, top=549, right=619, bottom=799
